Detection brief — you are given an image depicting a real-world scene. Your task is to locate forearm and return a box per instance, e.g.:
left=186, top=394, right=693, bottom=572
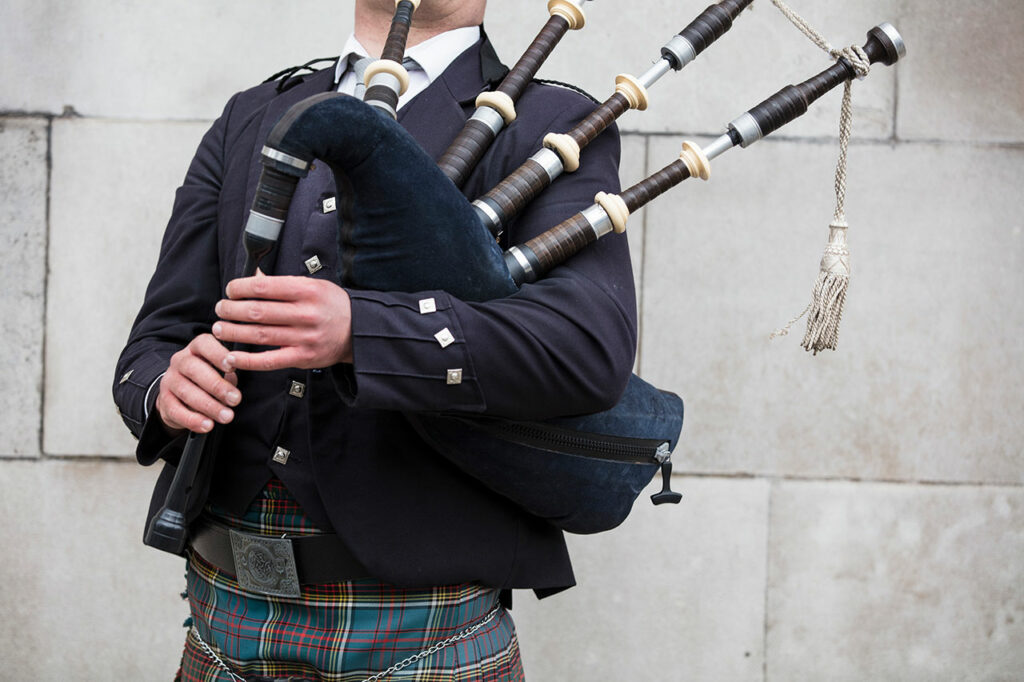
left=338, top=102, right=636, bottom=419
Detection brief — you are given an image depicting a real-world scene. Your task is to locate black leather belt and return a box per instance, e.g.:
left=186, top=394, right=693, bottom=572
left=190, top=519, right=371, bottom=597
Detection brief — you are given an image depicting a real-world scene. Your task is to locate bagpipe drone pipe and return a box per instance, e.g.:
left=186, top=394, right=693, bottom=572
left=145, top=0, right=906, bottom=551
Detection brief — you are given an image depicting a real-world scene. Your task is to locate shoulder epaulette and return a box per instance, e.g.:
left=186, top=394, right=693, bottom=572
left=532, top=78, right=600, bottom=105
left=263, top=56, right=340, bottom=94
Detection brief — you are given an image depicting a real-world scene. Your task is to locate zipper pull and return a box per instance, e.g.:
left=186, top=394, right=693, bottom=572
left=650, top=443, right=682, bottom=505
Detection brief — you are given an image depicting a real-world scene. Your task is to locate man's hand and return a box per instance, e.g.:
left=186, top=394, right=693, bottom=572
left=213, top=275, right=354, bottom=372
left=156, top=334, right=240, bottom=435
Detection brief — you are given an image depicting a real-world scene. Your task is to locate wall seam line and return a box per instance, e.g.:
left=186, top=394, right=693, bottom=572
left=891, top=54, right=901, bottom=143
left=2, top=112, right=1023, bottom=150
left=674, top=471, right=1024, bottom=489
left=762, top=479, right=773, bottom=682
left=38, top=115, right=54, bottom=459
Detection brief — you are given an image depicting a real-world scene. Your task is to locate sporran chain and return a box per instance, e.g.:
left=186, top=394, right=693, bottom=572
left=190, top=626, right=247, bottom=682
left=361, top=605, right=501, bottom=682
left=190, top=604, right=501, bottom=682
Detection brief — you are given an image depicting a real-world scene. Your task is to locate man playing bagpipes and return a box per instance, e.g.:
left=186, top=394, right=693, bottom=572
left=113, top=0, right=635, bottom=678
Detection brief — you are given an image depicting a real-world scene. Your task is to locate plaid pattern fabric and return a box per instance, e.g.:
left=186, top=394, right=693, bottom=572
left=177, top=480, right=524, bottom=681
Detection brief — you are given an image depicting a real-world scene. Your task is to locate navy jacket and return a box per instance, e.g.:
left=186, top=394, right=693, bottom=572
left=114, top=37, right=636, bottom=592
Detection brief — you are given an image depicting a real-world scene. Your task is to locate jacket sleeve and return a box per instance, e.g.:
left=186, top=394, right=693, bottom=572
left=112, top=93, right=239, bottom=463
left=336, top=90, right=637, bottom=420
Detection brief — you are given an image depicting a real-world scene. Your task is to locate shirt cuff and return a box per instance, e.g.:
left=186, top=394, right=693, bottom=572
left=114, top=355, right=171, bottom=439
left=336, top=289, right=486, bottom=413
left=135, top=409, right=188, bottom=467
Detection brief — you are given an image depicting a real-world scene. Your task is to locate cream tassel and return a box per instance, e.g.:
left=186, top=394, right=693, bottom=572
left=768, top=0, right=869, bottom=353
left=801, top=220, right=849, bottom=353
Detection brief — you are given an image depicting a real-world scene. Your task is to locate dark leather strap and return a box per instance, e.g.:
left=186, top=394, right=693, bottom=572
left=190, top=519, right=371, bottom=584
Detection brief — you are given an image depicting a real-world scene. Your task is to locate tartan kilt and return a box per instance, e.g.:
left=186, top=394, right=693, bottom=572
left=176, top=480, right=524, bottom=682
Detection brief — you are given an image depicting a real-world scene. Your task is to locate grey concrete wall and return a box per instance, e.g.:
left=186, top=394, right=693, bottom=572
left=1, top=0, right=1021, bottom=679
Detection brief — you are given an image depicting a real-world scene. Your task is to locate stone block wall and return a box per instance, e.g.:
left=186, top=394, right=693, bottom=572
left=1, top=1, right=1021, bottom=679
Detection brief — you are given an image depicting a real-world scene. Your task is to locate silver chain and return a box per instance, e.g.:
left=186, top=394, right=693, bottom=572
left=189, top=626, right=247, bottom=682
left=361, top=605, right=501, bottom=682
left=190, top=604, right=501, bottom=682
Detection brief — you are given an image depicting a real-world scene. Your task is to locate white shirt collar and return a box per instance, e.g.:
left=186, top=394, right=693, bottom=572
left=333, top=25, right=481, bottom=86
left=405, top=25, right=481, bottom=83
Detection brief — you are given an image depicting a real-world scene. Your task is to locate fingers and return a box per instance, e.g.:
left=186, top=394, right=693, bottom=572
left=157, top=377, right=223, bottom=434
left=187, top=333, right=236, bottom=376
left=224, top=275, right=311, bottom=303
left=214, top=298, right=302, bottom=327
left=213, top=275, right=353, bottom=371
left=155, top=389, right=207, bottom=434
left=156, top=334, right=241, bottom=434
left=226, top=347, right=311, bottom=373
left=212, top=319, right=311, bottom=348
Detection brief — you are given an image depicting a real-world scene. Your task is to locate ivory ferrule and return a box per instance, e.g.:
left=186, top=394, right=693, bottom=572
left=475, top=91, right=517, bottom=125
left=615, top=74, right=649, bottom=111
left=543, top=133, right=581, bottom=172
left=548, top=0, right=587, bottom=30
left=678, top=141, right=711, bottom=181
left=364, top=60, right=410, bottom=95
left=367, top=71, right=402, bottom=95
left=594, top=192, right=630, bottom=233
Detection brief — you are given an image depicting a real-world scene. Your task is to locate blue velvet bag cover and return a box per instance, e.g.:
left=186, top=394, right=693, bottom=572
left=407, top=375, right=683, bottom=534
left=264, top=94, right=684, bottom=532
left=266, top=93, right=517, bottom=301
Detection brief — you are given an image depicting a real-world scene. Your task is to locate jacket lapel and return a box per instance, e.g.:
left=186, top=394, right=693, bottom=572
left=398, top=36, right=504, bottom=160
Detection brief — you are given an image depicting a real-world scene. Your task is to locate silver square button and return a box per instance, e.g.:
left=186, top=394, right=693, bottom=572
left=288, top=381, right=306, bottom=398
left=434, top=328, right=455, bottom=348
left=272, top=447, right=291, bottom=465
left=322, top=196, right=337, bottom=213
left=305, top=255, right=323, bottom=274
left=446, top=369, right=463, bottom=385
left=418, top=297, right=437, bottom=314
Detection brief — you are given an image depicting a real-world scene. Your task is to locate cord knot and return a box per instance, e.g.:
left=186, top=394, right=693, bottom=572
left=834, top=44, right=871, bottom=80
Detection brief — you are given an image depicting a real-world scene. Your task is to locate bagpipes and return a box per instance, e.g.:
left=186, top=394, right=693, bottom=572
left=145, top=0, right=906, bottom=551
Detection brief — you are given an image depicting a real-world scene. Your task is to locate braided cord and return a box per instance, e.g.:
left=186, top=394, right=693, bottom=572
left=770, top=0, right=834, bottom=54
left=767, top=1, right=871, bottom=351
left=770, top=0, right=868, bottom=225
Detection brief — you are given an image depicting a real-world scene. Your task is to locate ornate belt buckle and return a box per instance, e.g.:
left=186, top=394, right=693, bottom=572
left=228, top=529, right=302, bottom=598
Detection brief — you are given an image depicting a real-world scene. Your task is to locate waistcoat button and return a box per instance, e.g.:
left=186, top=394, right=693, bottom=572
left=272, top=447, right=291, bottom=465
left=434, top=328, right=455, bottom=348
